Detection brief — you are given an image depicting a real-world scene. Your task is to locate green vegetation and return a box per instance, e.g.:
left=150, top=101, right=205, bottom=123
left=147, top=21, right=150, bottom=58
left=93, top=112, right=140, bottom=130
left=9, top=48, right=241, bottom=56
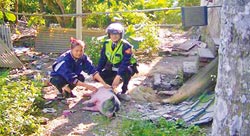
left=0, top=69, right=45, bottom=135
left=92, top=113, right=205, bottom=136
left=177, top=69, right=184, bottom=86
left=119, top=118, right=205, bottom=136
left=0, top=0, right=200, bottom=26
left=84, top=36, right=103, bottom=65
left=0, top=0, right=200, bottom=56
left=84, top=22, right=159, bottom=64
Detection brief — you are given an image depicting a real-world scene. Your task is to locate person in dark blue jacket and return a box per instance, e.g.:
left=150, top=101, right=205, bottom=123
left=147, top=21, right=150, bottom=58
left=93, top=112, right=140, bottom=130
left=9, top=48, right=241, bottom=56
left=50, top=37, right=110, bottom=98
left=97, top=23, right=138, bottom=101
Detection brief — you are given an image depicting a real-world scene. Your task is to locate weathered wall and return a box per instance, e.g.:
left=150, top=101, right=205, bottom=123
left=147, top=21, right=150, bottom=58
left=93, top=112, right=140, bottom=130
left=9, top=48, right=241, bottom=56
left=212, top=0, right=250, bottom=135
left=200, top=0, right=222, bottom=54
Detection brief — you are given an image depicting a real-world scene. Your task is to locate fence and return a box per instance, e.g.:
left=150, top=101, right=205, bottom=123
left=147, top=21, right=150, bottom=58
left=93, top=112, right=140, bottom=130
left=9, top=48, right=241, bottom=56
left=35, top=27, right=105, bottom=53
left=0, top=39, right=23, bottom=68
left=0, top=24, right=13, bottom=50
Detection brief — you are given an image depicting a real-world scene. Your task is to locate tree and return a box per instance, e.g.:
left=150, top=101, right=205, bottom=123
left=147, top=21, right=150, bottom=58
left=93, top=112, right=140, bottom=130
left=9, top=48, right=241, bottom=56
left=212, top=1, right=250, bottom=135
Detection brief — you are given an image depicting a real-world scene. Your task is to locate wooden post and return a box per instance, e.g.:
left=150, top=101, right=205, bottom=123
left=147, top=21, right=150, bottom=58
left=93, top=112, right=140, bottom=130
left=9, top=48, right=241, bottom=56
left=76, top=0, right=82, bottom=40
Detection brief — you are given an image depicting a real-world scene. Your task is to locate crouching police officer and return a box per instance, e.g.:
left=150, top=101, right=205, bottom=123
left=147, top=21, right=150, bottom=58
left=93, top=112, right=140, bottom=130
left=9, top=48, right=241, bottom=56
left=97, top=23, right=138, bottom=101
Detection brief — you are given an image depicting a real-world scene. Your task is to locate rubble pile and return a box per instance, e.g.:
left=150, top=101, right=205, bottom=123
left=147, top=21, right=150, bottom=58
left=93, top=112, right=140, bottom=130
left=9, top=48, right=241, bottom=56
left=11, top=19, right=37, bottom=47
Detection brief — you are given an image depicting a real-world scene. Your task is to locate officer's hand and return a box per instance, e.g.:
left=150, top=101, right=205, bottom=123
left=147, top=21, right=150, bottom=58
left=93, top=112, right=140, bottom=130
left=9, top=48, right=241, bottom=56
left=112, top=75, right=121, bottom=89
left=103, top=83, right=111, bottom=89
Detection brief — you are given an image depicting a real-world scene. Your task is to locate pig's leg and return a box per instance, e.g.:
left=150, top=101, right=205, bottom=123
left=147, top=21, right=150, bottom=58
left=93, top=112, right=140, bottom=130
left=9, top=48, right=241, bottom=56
left=82, top=97, right=96, bottom=106
left=82, top=106, right=99, bottom=111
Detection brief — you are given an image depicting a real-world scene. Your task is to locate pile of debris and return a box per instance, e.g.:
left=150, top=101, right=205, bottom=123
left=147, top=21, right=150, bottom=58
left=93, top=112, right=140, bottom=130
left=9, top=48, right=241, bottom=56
left=156, top=28, right=217, bottom=90
left=11, top=19, right=37, bottom=47
left=134, top=91, right=214, bottom=125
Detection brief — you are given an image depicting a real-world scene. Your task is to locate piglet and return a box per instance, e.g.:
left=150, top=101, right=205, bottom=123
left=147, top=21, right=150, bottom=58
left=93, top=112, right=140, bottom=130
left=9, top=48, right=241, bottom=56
left=82, top=87, right=120, bottom=118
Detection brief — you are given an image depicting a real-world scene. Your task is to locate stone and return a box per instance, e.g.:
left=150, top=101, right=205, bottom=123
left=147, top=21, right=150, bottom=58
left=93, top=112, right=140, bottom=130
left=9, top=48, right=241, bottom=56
left=183, top=61, right=198, bottom=74
left=42, top=108, right=56, bottom=113
left=153, top=74, right=161, bottom=86
left=148, top=102, right=160, bottom=110
left=170, top=79, right=179, bottom=86
left=198, top=48, right=215, bottom=60
left=177, top=40, right=199, bottom=51
left=162, top=82, right=172, bottom=90
left=36, top=64, right=42, bottom=70
left=196, top=41, right=207, bottom=48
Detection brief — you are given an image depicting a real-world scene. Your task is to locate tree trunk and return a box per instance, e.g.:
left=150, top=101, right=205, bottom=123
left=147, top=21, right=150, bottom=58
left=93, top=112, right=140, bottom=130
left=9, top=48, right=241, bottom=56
left=42, top=0, right=66, bottom=27
left=39, top=0, right=45, bottom=12
left=14, top=0, right=18, bottom=24
left=212, top=1, right=250, bottom=135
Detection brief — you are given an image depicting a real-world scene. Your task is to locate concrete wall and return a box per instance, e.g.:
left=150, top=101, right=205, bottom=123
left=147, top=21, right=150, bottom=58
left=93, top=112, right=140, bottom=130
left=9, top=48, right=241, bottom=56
left=200, top=0, right=222, bottom=54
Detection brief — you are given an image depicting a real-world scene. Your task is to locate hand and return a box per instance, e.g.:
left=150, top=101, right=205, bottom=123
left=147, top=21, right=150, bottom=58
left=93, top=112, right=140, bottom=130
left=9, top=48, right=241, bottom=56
left=86, top=84, right=98, bottom=92
left=112, top=75, right=121, bottom=89
left=103, top=83, right=111, bottom=89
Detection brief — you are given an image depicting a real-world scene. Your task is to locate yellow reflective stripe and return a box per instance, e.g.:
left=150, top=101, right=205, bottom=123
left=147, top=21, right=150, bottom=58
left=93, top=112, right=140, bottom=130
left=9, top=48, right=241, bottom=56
left=106, top=40, right=112, bottom=61
left=110, top=40, right=122, bottom=63
left=105, top=39, right=137, bottom=64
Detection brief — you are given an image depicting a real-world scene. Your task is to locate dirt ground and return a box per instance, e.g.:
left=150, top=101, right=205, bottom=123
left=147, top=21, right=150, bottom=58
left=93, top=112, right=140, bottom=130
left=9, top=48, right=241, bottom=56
left=39, top=54, right=200, bottom=136
left=10, top=28, right=208, bottom=135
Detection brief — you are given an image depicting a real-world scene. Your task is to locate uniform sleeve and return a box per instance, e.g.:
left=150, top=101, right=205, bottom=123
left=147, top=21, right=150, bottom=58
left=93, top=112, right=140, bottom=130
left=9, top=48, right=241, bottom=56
left=117, top=44, right=133, bottom=76
left=82, top=55, right=98, bottom=75
left=54, top=60, right=79, bottom=85
left=96, top=44, right=107, bottom=72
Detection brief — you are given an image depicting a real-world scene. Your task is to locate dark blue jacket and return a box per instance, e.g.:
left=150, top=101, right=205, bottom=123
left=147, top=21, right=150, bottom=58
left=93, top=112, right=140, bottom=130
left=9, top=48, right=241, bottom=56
left=51, top=50, right=97, bottom=84
left=97, top=39, right=133, bottom=76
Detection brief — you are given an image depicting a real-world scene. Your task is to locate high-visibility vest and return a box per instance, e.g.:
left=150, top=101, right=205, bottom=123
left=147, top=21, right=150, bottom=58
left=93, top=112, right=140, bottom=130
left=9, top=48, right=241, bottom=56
left=105, top=39, right=136, bottom=65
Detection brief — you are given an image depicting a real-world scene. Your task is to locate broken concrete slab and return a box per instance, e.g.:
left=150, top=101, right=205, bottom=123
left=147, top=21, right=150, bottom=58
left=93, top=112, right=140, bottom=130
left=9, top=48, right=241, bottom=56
left=153, top=74, right=161, bottom=86
left=161, top=57, right=218, bottom=104
left=213, top=38, right=220, bottom=45
left=183, top=60, right=198, bottom=74
left=196, top=41, right=207, bottom=48
left=176, top=40, right=200, bottom=51
left=198, top=48, right=215, bottom=60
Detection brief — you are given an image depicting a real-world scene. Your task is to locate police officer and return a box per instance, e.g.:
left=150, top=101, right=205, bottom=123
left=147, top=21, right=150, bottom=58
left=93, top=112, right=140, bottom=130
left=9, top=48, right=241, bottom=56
left=50, top=37, right=110, bottom=98
left=97, top=23, right=138, bottom=101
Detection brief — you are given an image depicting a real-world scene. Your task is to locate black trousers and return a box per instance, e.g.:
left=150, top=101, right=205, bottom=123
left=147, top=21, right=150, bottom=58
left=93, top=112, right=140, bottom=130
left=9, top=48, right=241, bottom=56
left=99, top=69, right=133, bottom=94
left=50, top=75, right=85, bottom=93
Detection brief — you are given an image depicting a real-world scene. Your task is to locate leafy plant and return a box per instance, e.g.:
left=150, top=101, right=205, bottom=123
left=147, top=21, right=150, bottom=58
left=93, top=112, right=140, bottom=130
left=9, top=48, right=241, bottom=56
left=178, top=0, right=200, bottom=6
left=84, top=36, right=104, bottom=65
left=27, top=16, right=45, bottom=27
left=4, top=12, right=16, bottom=22
left=165, top=9, right=182, bottom=24
left=0, top=70, right=44, bottom=135
left=137, top=22, right=159, bottom=56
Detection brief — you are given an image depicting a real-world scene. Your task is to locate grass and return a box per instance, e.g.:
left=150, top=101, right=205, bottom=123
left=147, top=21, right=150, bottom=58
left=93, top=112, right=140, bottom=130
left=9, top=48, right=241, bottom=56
left=91, top=111, right=205, bottom=136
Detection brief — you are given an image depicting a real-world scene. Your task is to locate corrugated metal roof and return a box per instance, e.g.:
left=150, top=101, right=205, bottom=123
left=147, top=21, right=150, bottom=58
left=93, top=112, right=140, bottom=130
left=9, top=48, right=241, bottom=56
left=0, top=39, right=23, bottom=68
left=35, top=27, right=105, bottom=53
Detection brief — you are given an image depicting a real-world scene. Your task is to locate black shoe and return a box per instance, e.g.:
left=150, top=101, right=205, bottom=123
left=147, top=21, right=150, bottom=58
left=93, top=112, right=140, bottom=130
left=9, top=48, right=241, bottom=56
left=64, top=92, right=77, bottom=98
left=117, top=93, right=131, bottom=101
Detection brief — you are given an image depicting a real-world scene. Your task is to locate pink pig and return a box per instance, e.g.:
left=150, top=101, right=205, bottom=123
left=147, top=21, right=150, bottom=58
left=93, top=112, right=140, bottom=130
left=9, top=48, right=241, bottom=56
left=82, top=87, right=121, bottom=118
